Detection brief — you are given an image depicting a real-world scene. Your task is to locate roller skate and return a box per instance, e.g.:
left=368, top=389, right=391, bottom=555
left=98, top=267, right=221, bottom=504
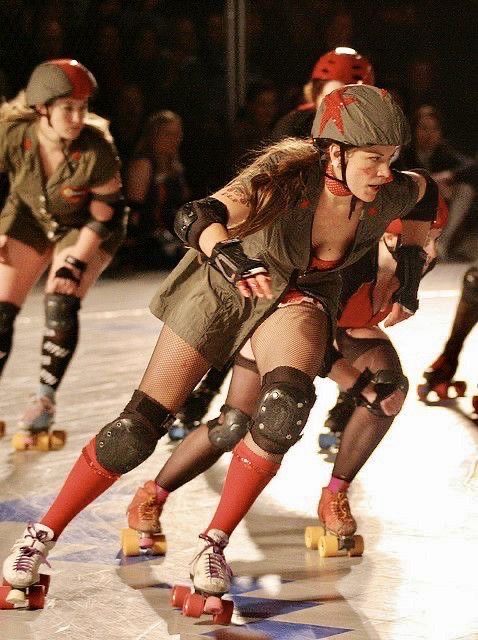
left=417, top=354, right=466, bottom=403
left=121, top=480, right=166, bottom=556
left=0, top=523, right=55, bottom=609
left=169, top=387, right=214, bottom=441
left=12, top=394, right=66, bottom=451
left=318, top=391, right=355, bottom=453
left=171, top=529, right=234, bottom=625
left=304, top=488, right=364, bottom=558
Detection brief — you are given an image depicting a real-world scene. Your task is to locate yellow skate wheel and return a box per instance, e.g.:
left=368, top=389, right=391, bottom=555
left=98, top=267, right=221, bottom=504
left=304, top=525, right=325, bottom=549
left=319, top=534, right=339, bottom=558
left=151, top=533, right=167, bottom=555
left=50, top=430, right=66, bottom=450
left=11, top=432, right=28, bottom=450
left=349, top=534, right=364, bottom=557
left=36, top=432, right=52, bottom=452
left=121, top=528, right=141, bottom=556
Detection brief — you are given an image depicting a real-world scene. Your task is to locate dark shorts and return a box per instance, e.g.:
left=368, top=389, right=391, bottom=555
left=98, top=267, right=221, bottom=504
left=0, top=208, right=126, bottom=256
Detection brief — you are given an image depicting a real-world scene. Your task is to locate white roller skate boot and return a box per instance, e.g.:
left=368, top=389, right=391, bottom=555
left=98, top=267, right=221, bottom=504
left=191, top=529, right=231, bottom=596
left=18, top=394, right=55, bottom=432
left=2, top=523, right=55, bottom=604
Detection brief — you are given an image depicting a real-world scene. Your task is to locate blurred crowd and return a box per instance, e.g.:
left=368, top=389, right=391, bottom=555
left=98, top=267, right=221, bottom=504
left=1, top=0, right=477, bottom=269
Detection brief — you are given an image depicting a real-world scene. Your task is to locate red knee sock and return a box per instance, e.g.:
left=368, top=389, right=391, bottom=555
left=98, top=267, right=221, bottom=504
left=41, top=438, right=120, bottom=539
left=206, top=439, right=280, bottom=537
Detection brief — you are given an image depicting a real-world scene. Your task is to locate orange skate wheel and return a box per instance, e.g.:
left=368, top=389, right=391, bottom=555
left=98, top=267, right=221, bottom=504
left=349, top=535, right=364, bottom=557
left=151, top=533, right=167, bottom=555
left=319, top=534, right=339, bottom=558
left=27, top=584, right=45, bottom=609
left=182, top=592, right=205, bottom=618
left=50, top=430, right=66, bottom=450
left=304, top=525, right=325, bottom=550
left=36, top=432, right=52, bottom=451
left=0, top=420, right=5, bottom=437
left=435, top=382, right=451, bottom=400
left=171, top=584, right=191, bottom=608
left=212, top=598, right=234, bottom=625
left=121, top=528, right=140, bottom=556
left=11, top=432, right=28, bottom=450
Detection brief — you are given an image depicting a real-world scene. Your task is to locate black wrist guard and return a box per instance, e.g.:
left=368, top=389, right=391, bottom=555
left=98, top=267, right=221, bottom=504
left=55, top=255, right=87, bottom=284
left=174, top=197, right=229, bottom=250
left=392, top=244, right=427, bottom=313
left=209, top=238, right=268, bottom=283
left=55, top=266, right=81, bottom=284
left=346, top=367, right=409, bottom=417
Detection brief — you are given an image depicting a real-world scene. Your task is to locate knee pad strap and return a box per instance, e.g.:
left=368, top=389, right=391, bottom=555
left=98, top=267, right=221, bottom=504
left=207, top=404, right=251, bottom=451
left=250, top=366, right=316, bottom=454
left=96, top=390, right=174, bottom=474
left=347, top=368, right=408, bottom=417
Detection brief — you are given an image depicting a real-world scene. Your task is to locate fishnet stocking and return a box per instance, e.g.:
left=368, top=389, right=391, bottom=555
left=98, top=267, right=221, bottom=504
left=332, top=336, right=402, bottom=481
left=155, top=361, right=260, bottom=491
left=139, top=324, right=211, bottom=412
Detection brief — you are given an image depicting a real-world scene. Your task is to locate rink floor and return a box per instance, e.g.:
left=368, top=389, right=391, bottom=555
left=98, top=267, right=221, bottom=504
left=0, top=263, right=477, bottom=640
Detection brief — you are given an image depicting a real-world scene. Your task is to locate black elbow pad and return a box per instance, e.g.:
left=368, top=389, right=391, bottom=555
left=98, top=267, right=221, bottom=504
left=403, top=169, right=438, bottom=222
left=174, top=197, right=228, bottom=250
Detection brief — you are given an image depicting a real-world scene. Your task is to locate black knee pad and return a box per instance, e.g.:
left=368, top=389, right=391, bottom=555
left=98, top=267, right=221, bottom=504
left=96, top=390, right=174, bottom=474
left=44, top=293, right=81, bottom=331
left=207, top=404, right=251, bottom=451
left=462, top=266, right=478, bottom=305
left=0, top=301, right=20, bottom=375
left=347, top=368, right=409, bottom=417
left=250, top=366, right=316, bottom=454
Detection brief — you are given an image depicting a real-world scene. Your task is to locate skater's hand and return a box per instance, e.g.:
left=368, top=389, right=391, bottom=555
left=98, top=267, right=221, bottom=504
left=0, top=235, right=8, bottom=264
left=383, top=302, right=413, bottom=327
left=236, top=273, right=273, bottom=299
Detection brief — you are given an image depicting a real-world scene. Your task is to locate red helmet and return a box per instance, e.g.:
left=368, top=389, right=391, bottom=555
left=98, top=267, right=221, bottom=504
left=311, top=47, right=375, bottom=85
left=26, top=59, right=97, bottom=107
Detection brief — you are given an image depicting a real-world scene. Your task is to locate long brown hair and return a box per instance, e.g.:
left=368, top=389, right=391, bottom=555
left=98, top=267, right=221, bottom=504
left=225, top=137, right=322, bottom=237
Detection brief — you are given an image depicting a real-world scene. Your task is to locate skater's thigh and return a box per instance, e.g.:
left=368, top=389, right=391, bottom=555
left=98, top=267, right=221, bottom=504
left=0, top=236, right=52, bottom=305
left=340, top=327, right=402, bottom=372
left=139, top=324, right=211, bottom=412
left=225, top=362, right=261, bottom=417
left=250, top=303, right=329, bottom=379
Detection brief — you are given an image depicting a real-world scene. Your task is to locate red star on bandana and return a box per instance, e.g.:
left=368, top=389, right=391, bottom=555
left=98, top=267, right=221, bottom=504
left=319, top=89, right=358, bottom=135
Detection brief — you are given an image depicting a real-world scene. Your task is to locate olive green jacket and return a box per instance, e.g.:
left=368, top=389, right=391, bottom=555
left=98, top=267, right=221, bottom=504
left=150, top=168, right=418, bottom=369
left=0, top=119, right=121, bottom=252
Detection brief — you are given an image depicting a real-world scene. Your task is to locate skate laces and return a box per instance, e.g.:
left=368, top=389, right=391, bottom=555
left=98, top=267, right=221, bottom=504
left=336, top=493, right=354, bottom=522
left=138, top=497, right=159, bottom=521
left=194, top=533, right=232, bottom=580
left=12, top=524, right=52, bottom=572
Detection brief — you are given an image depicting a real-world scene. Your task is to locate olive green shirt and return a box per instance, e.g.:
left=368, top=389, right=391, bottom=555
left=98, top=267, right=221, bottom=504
left=150, top=166, right=419, bottom=369
left=0, top=119, right=121, bottom=253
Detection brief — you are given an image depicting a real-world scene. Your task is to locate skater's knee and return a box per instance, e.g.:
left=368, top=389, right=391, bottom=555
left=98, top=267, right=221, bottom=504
left=250, top=366, right=316, bottom=454
left=347, top=368, right=408, bottom=417
left=44, top=293, right=81, bottom=330
left=462, top=266, right=478, bottom=305
left=96, top=390, right=174, bottom=474
left=207, top=404, right=251, bottom=451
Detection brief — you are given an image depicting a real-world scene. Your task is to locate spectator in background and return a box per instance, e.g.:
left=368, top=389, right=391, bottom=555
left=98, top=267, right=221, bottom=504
left=124, top=110, right=190, bottom=269
left=109, top=82, right=146, bottom=169
left=230, top=80, right=279, bottom=170
left=401, top=105, right=476, bottom=260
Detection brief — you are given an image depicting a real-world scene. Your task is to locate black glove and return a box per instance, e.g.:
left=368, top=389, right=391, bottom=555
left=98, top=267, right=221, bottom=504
left=55, top=255, right=87, bottom=284
left=209, top=238, right=269, bottom=283
left=392, top=244, right=427, bottom=313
